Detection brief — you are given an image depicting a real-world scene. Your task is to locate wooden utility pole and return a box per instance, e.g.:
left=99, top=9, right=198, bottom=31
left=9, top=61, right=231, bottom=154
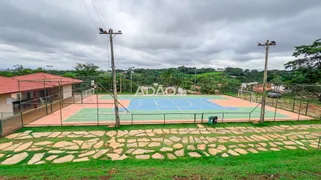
left=99, top=28, right=122, bottom=128
left=258, top=40, right=276, bottom=123
left=120, top=74, right=122, bottom=93
left=129, top=66, right=134, bottom=93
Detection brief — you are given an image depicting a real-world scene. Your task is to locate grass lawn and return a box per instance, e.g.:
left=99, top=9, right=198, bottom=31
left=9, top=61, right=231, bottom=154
left=1, top=120, right=320, bottom=180
left=0, top=150, right=320, bottom=179
left=18, top=120, right=321, bottom=132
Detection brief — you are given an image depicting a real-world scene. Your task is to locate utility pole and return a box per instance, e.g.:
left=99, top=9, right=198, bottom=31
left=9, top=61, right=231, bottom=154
left=120, top=72, right=125, bottom=93
left=99, top=28, right=122, bottom=128
left=120, top=71, right=127, bottom=93
left=194, top=67, right=197, bottom=93
left=120, top=74, right=122, bottom=93
left=258, top=40, right=276, bottom=123
left=129, top=66, right=134, bottom=93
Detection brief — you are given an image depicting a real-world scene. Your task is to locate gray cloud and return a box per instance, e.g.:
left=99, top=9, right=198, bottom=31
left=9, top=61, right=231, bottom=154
left=0, top=0, right=321, bottom=71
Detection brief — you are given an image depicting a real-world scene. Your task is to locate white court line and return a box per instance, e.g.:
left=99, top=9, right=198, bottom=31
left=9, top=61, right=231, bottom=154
left=155, top=99, right=193, bottom=108
left=131, top=99, right=143, bottom=109
left=188, top=100, right=203, bottom=110
left=167, top=98, right=193, bottom=120
left=153, top=98, right=160, bottom=111
left=199, top=98, right=215, bottom=107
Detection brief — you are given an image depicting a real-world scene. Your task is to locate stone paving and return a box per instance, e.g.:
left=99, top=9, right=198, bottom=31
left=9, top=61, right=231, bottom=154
left=0, top=124, right=320, bottom=165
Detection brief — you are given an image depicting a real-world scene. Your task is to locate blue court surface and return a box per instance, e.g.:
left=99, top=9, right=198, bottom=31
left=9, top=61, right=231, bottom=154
left=64, top=95, right=291, bottom=122
left=124, top=97, right=236, bottom=111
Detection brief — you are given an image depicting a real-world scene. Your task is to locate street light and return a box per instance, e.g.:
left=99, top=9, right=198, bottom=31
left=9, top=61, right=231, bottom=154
left=257, top=40, right=276, bottom=123
left=46, top=65, right=53, bottom=73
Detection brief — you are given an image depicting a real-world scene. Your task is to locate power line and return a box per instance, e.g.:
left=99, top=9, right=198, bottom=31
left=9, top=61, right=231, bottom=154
left=89, top=0, right=111, bottom=71
left=82, top=0, right=100, bottom=31
left=90, top=0, right=106, bottom=29
left=106, top=35, right=110, bottom=72
left=82, top=0, right=110, bottom=71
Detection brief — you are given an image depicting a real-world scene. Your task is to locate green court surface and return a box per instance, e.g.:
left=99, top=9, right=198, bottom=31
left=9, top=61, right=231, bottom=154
left=64, top=107, right=289, bottom=123
left=64, top=95, right=290, bottom=123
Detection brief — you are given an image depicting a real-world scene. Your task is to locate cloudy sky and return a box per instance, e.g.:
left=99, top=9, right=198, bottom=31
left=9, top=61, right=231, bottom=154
left=0, top=0, right=321, bottom=71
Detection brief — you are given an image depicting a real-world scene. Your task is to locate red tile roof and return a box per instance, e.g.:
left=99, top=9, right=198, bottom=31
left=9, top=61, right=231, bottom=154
left=0, top=72, right=82, bottom=95
left=0, top=76, right=21, bottom=95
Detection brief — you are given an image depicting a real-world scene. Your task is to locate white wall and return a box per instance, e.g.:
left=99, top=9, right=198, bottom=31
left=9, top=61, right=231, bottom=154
left=0, top=94, right=14, bottom=119
left=62, top=84, right=72, bottom=99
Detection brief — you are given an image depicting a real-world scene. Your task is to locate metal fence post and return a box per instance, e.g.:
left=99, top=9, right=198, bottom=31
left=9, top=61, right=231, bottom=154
left=0, top=114, right=2, bottom=136
left=193, top=113, right=196, bottom=123
left=131, top=114, right=133, bottom=125
left=59, top=81, right=63, bottom=126
left=80, top=85, right=83, bottom=104
left=292, top=99, right=296, bottom=112
left=163, top=114, right=166, bottom=124
left=222, top=113, right=225, bottom=123
left=73, top=89, right=75, bottom=103
left=305, top=99, right=309, bottom=116
left=194, top=113, right=196, bottom=123
left=298, top=100, right=302, bottom=121
left=96, top=93, right=99, bottom=126
left=201, top=113, right=204, bottom=123
left=44, top=79, right=48, bottom=115
left=274, top=98, right=278, bottom=122
left=18, top=80, right=24, bottom=127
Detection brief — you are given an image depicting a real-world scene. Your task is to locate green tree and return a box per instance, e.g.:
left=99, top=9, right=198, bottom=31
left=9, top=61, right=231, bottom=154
left=160, top=68, right=174, bottom=86
left=74, top=63, right=100, bottom=77
left=218, top=78, right=241, bottom=94
left=225, top=67, right=243, bottom=76
left=285, top=39, right=321, bottom=69
left=285, top=39, right=321, bottom=101
left=270, top=75, right=283, bottom=92
left=62, top=72, right=77, bottom=78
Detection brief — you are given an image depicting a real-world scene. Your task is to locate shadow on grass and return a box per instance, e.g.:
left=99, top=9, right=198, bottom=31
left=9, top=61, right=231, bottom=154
left=16, top=120, right=321, bottom=133
left=0, top=150, right=320, bottom=180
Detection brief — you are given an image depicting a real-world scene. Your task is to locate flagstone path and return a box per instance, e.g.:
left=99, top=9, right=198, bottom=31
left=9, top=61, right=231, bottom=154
left=0, top=124, right=320, bottom=165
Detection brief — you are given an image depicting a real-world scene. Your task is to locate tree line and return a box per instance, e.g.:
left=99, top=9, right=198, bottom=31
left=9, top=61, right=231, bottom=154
left=1, top=39, right=320, bottom=100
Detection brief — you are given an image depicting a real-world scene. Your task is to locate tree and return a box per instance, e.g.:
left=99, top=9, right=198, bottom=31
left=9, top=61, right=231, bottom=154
left=181, top=79, right=193, bottom=91
left=218, top=77, right=241, bottom=94
left=285, top=39, right=321, bottom=101
left=225, top=67, right=243, bottom=76
left=62, top=72, right=77, bottom=78
left=160, top=68, right=174, bottom=86
left=270, top=75, right=283, bottom=92
left=74, top=63, right=100, bottom=77
left=285, top=39, right=321, bottom=69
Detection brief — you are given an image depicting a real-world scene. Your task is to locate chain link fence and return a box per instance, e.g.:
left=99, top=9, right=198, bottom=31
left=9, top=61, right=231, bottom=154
left=1, top=75, right=320, bottom=136
left=236, top=84, right=321, bottom=120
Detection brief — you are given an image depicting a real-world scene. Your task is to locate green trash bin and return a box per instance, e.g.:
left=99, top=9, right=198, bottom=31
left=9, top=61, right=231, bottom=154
left=208, top=116, right=218, bottom=125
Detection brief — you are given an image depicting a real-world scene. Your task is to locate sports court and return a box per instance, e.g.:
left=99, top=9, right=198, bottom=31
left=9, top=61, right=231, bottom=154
left=26, top=94, right=313, bottom=126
